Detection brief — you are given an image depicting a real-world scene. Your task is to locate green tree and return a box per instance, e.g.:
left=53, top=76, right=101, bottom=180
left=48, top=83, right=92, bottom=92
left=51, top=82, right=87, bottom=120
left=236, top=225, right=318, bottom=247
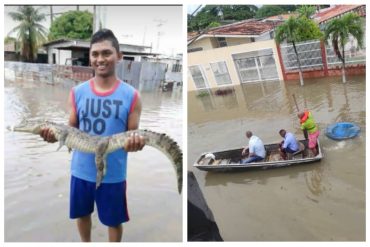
left=207, top=21, right=221, bottom=28
left=275, top=16, right=323, bottom=86
left=255, top=5, right=285, bottom=18
left=188, top=9, right=218, bottom=32
left=324, top=12, right=364, bottom=83
left=297, top=5, right=316, bottom=18
left=221, top=5, right=258, bottom=20
left=188, top=5, right=257, bottom=32
left=49, top=10, right=93, bottom=40
left=8, top=6, right=48, bottom=62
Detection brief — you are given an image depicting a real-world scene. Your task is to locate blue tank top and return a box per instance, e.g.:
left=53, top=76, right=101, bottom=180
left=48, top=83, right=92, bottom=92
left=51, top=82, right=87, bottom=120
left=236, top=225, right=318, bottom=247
left=70, top=79, right=138, bottom=183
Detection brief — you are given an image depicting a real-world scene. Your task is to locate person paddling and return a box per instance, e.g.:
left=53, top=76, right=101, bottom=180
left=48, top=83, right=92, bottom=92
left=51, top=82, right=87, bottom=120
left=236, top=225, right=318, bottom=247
left=298, top=111, right=319, bottom=156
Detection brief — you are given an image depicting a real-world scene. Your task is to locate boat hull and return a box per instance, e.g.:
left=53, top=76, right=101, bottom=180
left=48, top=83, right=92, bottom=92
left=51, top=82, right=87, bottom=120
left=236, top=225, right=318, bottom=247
left=193, top=140, right=322, bottom=172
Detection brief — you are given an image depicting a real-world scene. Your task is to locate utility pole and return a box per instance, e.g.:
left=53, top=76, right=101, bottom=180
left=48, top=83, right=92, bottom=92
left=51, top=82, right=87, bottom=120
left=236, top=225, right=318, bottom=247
left=153, top=19, right=167, bottom=54
left=77, top=5, right=79, bottom=11
left=190, top=5, right=202, bottom=17
left=142, top=25, right=147, bottom=46
left=50, top=5, right=53, bottom=24
left=93, top=5, right=96, bottom=33
left=156, top=31, right=165, bottom=53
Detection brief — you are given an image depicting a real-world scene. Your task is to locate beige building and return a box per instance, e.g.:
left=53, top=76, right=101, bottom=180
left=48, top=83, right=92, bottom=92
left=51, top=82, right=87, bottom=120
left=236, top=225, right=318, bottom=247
left=188, top=20, right=284, bottom=91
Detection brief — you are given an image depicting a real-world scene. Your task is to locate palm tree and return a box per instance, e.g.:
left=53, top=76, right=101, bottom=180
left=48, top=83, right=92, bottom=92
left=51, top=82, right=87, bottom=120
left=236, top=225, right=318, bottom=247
left=8, top=6, right=48, bottom=62
left=297, top=5, right=316, bottom=19
left=275, top=14, right=323, bottom=86
left=324, top=12, right=364, bottom=83
left=275, top=16, right=305, bottom=86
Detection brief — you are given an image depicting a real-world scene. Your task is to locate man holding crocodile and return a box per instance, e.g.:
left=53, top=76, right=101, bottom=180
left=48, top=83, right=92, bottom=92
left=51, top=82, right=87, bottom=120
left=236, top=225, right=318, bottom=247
left=40, top=29, right=145, bottom=242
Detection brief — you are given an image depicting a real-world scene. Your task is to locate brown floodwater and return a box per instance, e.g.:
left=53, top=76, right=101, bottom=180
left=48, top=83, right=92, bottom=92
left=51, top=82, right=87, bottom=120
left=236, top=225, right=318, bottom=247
left=4, top=69, right=182, bottom=242
left=188, top=75, right=365, bottom=241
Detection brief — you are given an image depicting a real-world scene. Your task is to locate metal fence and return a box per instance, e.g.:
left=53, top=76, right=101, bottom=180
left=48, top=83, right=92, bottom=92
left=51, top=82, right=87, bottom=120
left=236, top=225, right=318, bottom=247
left=326, top=39, right=366, bottom=68
left=4, top=62, right=55, bottom=83
left=280, top=40, right=323, bottom=71
left=5, top=61, right=171, bottom=91
left=280, top=37, right=366, bottom=72
left=116, top=60, right=167, bottom=91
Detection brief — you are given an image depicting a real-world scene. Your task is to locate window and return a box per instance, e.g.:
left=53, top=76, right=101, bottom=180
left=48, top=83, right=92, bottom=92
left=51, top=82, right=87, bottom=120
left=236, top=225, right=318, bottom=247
left=232, top=48, right=279, bottom=83
left=172, top=61, right=182, bottom=72
left=189, top=65, right=208, bottom=89
left=210, top=61, right=232, bottom=85
left=216, top=37, right=228, bottom=47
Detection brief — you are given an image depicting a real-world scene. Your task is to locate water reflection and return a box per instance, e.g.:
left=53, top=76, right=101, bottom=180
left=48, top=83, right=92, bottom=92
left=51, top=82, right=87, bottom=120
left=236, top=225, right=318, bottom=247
left=304, top=164, right=324, bottom=197
left=204, top=162, right=323, bottom=188
left=189, top=75, right=365, bottom=127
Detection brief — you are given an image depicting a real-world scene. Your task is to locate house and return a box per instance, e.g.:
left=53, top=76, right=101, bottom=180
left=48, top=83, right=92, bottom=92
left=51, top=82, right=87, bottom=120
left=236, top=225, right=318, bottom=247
left=42, top=39, right=155, bottom=66
left=313, top=4, right=366, bottom=27
left=144, top=54, right=182, bottom=73
left=188, top=19, right=285, bottom=91
left=188, top=19, right=280, bottom=53
left=143, top=54, right=183, bottom=89
left=4, top=40, right=48, bottom=63
left=312, top=5, right=366, bottom=64
left=262, top=13, right=297, bottom=23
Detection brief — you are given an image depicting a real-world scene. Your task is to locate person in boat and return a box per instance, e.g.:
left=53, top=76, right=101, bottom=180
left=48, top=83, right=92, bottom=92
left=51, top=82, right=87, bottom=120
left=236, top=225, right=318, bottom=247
left=278, top=129, right=299, bottom=160
left=298, top=110, right=320, bottom=156
left=241, top=131, right=266, bottom=163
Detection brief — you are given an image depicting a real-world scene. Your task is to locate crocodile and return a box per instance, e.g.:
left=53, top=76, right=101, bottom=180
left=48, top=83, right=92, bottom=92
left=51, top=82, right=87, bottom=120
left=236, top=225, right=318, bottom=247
left=7, top=120, right=182, bottom=193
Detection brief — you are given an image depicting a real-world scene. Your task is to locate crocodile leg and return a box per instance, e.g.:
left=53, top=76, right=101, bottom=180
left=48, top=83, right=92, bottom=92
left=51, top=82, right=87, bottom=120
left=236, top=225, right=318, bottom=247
left=56, top=129, right=68, bottom=151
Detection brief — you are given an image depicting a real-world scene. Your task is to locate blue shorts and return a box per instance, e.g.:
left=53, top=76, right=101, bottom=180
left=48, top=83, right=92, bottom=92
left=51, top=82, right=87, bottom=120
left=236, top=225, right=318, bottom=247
left=70, top=176, right=129, bottom=227
left=241, top=155, right=264, bottom=164
left=285, top=147, right=298, bottom=153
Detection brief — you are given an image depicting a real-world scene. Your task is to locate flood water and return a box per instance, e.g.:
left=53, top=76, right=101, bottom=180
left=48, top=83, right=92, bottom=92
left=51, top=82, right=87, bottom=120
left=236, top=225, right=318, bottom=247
left=188, top=76, right=365, bottom=241
left=4, top=72, right=182, bottom=242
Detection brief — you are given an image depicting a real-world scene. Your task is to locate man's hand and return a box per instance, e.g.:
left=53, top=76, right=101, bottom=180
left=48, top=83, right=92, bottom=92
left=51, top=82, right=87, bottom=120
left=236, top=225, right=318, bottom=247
left=303, top=129, right=308, bottom=140
left=124, top=132, right=145, bottom=152
left=40, top=128, right=57, bottom=143
left=241, top=147, right=249, bottom=156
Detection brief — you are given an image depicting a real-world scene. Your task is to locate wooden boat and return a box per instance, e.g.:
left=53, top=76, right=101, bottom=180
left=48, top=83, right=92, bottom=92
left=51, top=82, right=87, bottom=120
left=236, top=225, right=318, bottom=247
left=193, top=140, right=322, bottom=172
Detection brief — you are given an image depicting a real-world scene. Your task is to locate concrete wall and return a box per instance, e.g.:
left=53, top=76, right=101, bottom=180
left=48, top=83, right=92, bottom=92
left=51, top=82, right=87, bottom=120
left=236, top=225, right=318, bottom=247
left=188, top=37, right=216, bottom=51
left=47, top=47, right=72, bottom=65
left=255, top=31, right=272, bottom=42
left=188, top=39, right=283, bottom=91
left=225, top=37, right=252, bottom=46
left=189, top=36, right=253, bottom=51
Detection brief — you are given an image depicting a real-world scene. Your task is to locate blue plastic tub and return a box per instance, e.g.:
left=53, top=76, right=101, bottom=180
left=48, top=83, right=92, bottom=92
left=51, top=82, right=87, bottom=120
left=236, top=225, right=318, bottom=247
left=325, top=122, right=360, bottom=140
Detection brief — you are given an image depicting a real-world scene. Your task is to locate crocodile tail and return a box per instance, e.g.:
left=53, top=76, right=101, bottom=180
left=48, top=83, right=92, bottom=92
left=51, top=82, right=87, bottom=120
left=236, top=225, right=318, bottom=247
left=140, top=130, right=183, bottom=194
left=110, top=129, right=183, bottom=194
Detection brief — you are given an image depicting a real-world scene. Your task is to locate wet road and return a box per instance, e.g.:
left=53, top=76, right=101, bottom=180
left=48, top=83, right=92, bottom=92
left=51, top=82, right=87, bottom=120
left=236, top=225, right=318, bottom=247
left=188, top=76, right=365, bottom=241
left=4, top=71, right=182, bottom=242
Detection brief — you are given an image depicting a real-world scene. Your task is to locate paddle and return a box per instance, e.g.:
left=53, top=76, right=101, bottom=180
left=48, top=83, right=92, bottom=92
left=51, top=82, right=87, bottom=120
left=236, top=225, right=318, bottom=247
left=292, top=94, right=300, bottom=112
left=293, top=94, right=309, bottom=140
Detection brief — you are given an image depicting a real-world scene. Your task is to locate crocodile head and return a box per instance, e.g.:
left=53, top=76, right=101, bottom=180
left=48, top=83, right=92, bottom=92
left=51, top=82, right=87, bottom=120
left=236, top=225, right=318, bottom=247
left=7, top=120, right=49, bottom=134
